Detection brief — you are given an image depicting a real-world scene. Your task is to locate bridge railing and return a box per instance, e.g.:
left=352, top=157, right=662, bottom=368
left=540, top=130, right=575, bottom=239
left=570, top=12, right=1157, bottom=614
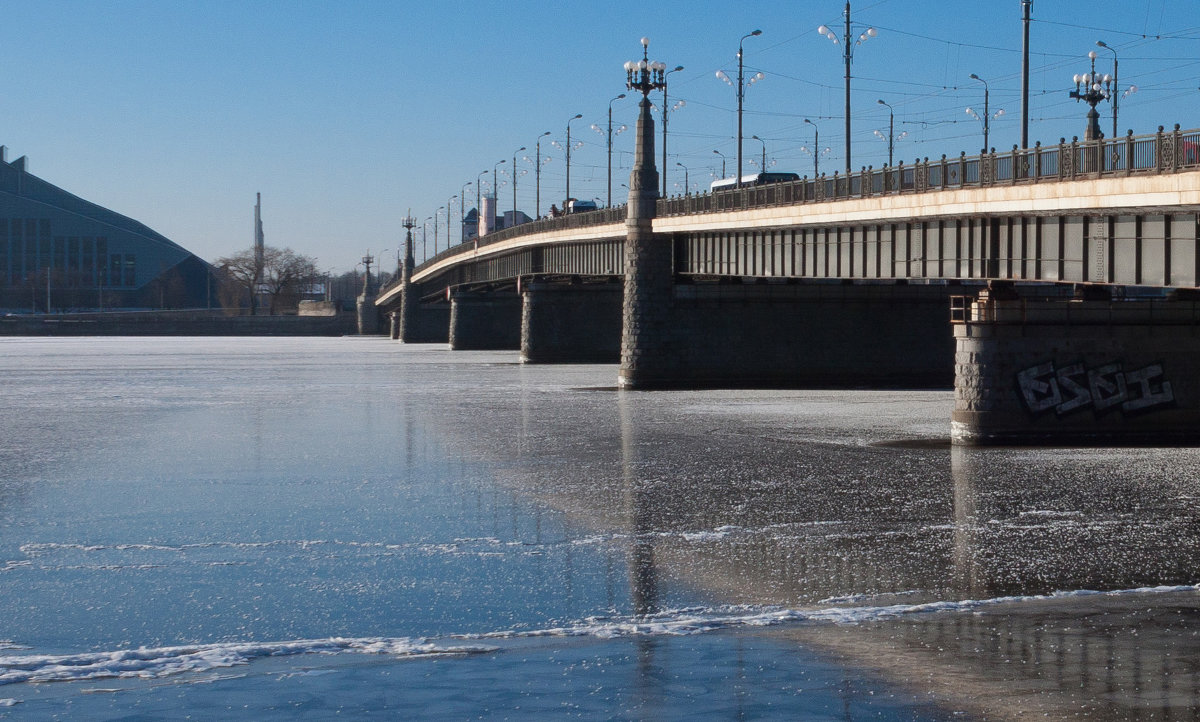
left=659, top=124, right=1200, bottom=217
left=403, top=124, right=1200, bottom=285
left=392, top=205, right=625, bottom=288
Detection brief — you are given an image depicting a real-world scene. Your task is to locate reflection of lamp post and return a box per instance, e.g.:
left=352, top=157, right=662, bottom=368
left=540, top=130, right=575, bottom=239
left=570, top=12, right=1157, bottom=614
left=592, top=95, right=626, bottom=207
left=966, top=73, right=1004, bottom=152
left=818, top=3, right=878, bottom=173
left=661, top=65, right=685, bottom=196
left=712, top=149, right=727, bottom=179
left=1070, top=51, right=1112, bottom=141
left=716, top=30, right=762, bottom=188
left=532, top=131, right=551, bottom=217
left=565, top=113, right=582, bottom=205
left=675, top=161, right=690, bottom=194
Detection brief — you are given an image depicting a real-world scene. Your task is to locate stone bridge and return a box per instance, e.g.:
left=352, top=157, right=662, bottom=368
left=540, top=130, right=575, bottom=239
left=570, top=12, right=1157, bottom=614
left=377, top=119, right=1200, bottom=445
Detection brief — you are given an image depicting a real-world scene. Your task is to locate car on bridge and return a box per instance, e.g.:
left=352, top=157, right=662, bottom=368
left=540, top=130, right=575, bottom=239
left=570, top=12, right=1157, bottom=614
left=567, top=199, right=599, bottom=213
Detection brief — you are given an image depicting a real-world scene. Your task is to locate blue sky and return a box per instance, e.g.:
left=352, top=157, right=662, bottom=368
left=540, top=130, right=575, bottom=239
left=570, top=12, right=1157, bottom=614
left=3, top=0, right=1196, bottom=272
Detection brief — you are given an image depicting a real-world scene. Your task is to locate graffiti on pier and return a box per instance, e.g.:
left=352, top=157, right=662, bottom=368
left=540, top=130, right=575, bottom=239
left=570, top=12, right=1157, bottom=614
left=1017, top=361, right=1175, bottom=416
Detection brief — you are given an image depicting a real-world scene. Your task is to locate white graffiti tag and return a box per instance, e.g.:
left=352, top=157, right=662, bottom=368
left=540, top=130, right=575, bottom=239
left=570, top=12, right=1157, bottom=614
left=1017, top=361, right=1174, bottom=416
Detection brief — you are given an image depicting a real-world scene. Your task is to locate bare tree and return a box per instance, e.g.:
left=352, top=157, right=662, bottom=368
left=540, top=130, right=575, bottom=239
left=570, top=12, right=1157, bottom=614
left=216, top=245, right=318, bottom=315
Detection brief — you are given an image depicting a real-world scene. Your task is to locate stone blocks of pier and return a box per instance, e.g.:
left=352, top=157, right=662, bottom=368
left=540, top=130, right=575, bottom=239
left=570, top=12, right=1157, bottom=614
left=521, top=282, right=622, bottom=363
left=448, top=291, right=522, bottom=350
left=952, top=297, right=1200, bottom=444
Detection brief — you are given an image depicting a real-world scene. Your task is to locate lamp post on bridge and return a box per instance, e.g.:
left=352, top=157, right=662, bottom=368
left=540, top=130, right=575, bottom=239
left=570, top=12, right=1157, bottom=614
left=592, top=95, right=626, bottom=208
left=876, top=99, right=898, bottom=167
left=475, top=169, right=488, bottom=237
left=1070, top=51, right=1111, bottom=141
left=712, top=149, right=727, bottom=179
left=818, top=3, right=878, bottom=174
left=511, top=146, right=525, bottom=224
left=801, top=118, right=831, bottom=177
left=459, top=182, right=471, bottom=245
left=661, top=65, right=685, bottom=197
left=716, top=29, right=763, bottom=188
left=447, top=194, right=458, bottom=249
left=532, top=131, right=551, bottom=218
left=565, top=113, right=582, bottom=207
left=966, top=73, right=1004, bottom=152
left=675, top=161, right=690, bottom=194
left=750, top=135, right=768, bottom=171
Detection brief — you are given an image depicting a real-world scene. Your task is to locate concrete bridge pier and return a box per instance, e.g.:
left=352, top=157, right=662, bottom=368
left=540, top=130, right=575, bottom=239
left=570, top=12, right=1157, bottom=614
left=952, top=288, right=1200, bottom=444
left=389, top=311, right=400, bottom=340
left=520, top=281, right=623, bottom=363
left=449, top=290, right=522, bottom=350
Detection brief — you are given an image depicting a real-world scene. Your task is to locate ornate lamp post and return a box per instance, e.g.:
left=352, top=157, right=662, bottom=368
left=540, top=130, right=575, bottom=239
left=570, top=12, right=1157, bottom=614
left=818, top=3, right=878, bottom=174
left=661, top=65, right=685, bottom=196
left=716, top=30, right=763, bottom=188
left=1070, top=51, right=1111, bottom=141
left=592, top=96, right=626, bottom=207
left=966, top=73, right=1005, bottom=152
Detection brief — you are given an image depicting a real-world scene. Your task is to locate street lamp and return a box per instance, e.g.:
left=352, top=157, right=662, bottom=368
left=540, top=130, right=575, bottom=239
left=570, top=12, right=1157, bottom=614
left=446, top=194, right=457, bottom=248
left=874, top=99, right=906, bottom=167
left=716, top=29, right=763, bottom=188
left=475, top=169, right=489, bottom=235
left=422, top=217, right=432, bottom=263
left=818, top=3, right=878, bottom=173
left=511, top=146, right=525, bottom=223
left=460, top=182, right=471, bottom=244
left=1095, top=41, right=1136, bottom=140
left=530, top=131, right=551, bottom=218
left=712, top=149, right=727, bottom=179
left=661, top=65, right=685, bottom=196
left=592, top=95, right=626, bottom=207
left=1070, top=51, right=1112, bottom=141
left=750, top=135, right=768, bottom=171
left=675, top=161, right=690, bottom=194
left=966, top=73, right=1004, bottom=152
left=565, top=113, right=582, bottom=207
left=434, top=207, right=444, bottom=253
left=801, top=118, right=831, bottom=177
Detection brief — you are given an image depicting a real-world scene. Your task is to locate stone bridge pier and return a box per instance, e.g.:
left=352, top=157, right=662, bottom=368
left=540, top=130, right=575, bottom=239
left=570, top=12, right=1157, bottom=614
left=952, top=289, right=1200, bottom=444
left=448, top=290, right=522, bottom=350
left=520, top=281, right=623, bottom=363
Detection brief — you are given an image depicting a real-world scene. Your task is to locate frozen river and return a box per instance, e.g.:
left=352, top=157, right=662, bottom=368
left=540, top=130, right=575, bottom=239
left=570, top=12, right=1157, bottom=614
left=1, top=337, right=1198, bottom=719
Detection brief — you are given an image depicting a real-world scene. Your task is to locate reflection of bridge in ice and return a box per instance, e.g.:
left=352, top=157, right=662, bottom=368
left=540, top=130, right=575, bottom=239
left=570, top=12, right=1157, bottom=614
left=404, top=368, right=1200, bottom=719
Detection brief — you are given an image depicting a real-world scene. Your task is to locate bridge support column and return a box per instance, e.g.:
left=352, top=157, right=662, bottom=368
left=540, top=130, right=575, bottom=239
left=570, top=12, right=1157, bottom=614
left=449, top=291, right=522, bottom=350
left=396, top=282, right=449, bottom=344
left=521, top=282, right=623, bottom=363
left=619, top=82, right=678, bottom=387
left=389, top=311, right=399, bottom=340
left=952, top=292, right=1200, bottom=445
left=356, top=293, right=379, bottom=335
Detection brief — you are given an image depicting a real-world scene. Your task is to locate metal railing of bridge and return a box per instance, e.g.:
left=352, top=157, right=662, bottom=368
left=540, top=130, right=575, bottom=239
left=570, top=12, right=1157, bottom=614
left=661, top=124, right=1200, bottom=216
left=396, top=124, right=1200, bottom=289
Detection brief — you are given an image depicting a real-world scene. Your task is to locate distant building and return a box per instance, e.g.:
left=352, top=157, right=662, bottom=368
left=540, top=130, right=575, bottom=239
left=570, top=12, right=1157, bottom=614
left=0, top=147, right=216, bottom=312
left=460, top=200, right=533, bottom=243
